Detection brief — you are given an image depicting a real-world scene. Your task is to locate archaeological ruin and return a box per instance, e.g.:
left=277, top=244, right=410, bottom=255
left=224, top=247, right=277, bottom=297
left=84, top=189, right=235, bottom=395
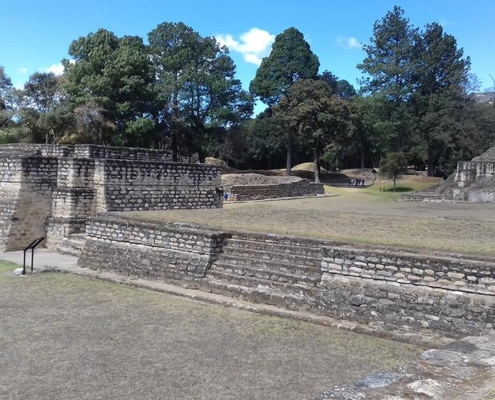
left=0, top=144, right=223, bottom=253
left=1, top=143, right=494, bottom=339
left=403, top=146, right=495, bottom=202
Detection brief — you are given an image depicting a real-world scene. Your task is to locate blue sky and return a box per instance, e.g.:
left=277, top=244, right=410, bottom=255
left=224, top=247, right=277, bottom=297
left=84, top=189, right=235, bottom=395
left=2, top=0, right=495, bottom=96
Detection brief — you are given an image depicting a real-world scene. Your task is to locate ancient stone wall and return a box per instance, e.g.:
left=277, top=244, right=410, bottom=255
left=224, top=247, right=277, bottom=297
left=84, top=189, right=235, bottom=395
left=0, top=144, right=221, bottom=252
left=0, top=156, right=58, bottom=251
left=452, top=161, right=495, bottom=202
left=78, top=216, right=495, bottom=336
left=228, top=180, right=324, bottom=201
left=93, top=160, right=221, bottom=212
left=78, top=215, right=226, bottom=280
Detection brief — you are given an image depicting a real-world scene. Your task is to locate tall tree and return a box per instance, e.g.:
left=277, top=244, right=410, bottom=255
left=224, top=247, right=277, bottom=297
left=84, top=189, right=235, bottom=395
left=319, top=70, right=357, bottom=99
left=250, top=27, right=319, bottom=175
left=411, top=22, right=471, bottom=174
left=149, top=22, right=253, bottom=162
left=274, top=79, right=357, bottom=183
left=0, top=66, right=14, bottom=129
left=63, top=29, right=157, bottom=146
left=358, top=6, right=472, bottom=175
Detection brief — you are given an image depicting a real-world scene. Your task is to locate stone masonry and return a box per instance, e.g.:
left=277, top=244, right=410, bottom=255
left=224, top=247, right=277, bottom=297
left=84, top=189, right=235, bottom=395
left=79, top=214, right=495, bottom=336
left=0, top=144, right=222, bottom=252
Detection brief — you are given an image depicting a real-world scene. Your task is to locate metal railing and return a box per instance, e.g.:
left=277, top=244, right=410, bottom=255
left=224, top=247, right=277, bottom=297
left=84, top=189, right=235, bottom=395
left=22, top=237, right=45, bottom=275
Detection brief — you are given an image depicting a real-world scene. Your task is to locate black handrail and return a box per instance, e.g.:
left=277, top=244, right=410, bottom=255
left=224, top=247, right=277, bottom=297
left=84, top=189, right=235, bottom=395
left=22, top=237, right=45, bottom=275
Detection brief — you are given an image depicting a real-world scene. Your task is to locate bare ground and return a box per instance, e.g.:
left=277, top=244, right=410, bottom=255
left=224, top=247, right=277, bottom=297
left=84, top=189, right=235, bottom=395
left=0, top=261, right=423, bottom=400
left=127, top=187, right=495, bottom=256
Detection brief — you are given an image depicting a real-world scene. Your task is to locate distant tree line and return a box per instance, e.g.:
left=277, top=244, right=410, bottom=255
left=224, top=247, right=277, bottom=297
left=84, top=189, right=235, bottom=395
left=1, top=6, right=494, bottom=174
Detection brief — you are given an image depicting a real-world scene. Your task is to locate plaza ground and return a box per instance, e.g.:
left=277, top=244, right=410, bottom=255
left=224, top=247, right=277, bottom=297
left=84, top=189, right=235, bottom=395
left=0, top=260, right=422, bottom=400
left=127, top=181, right=495, bottom=256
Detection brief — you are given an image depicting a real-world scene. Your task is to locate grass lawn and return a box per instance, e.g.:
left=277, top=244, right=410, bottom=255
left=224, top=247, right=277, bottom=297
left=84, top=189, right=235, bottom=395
left=127, top=176, right=495, bottom=256
left=0, top=262, right=423, bottom=400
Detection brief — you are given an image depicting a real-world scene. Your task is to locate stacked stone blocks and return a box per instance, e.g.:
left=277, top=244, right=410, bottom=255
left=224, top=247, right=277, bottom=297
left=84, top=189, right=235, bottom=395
left=0, top=144, right=222, bottom=252
left=79, top=216, right=495, bottom=336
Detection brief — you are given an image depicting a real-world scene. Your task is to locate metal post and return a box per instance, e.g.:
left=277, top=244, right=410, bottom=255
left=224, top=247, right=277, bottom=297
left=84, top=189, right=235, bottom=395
left=31, top=249, right=34, bottom=273
left=22, top=249, right=26, bottom=275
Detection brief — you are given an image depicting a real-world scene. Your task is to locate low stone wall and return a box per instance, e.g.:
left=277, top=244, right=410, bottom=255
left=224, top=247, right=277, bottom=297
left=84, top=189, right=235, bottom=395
left=79, top=215, right=226, bottom=281
left=228, top=180, right=324, bottom=201
left=401, top=193, right=453, bottom=203
left=78, top=216, right=495, bottom=336
left=0, top=144, right=171, bottom=161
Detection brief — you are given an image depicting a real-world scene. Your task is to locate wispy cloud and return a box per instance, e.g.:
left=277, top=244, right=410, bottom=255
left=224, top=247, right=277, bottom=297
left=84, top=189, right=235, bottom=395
left=216, top=28, right=275, bottom=66
left=336, top=36, right=362, bottom=50
left=18, top=67, right=29, bottom=75
left=439, top=19, right=457, bottom=28
left=44, top=63, right=65, bottom=75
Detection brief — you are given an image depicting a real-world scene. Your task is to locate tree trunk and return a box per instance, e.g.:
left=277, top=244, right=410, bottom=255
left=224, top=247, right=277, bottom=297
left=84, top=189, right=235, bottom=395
left=314, top=149, right=320, bottom=184
left=198, top=148, right=206, bottom=164
left=360, top=147, right=365, bottom=169
left=171, top=130, right=178, bottom=162
left=286, top=131, right=292, bottom=176
left=393, top=178, right=396, bottom=192
left=427, top=151, right=435, bottom=177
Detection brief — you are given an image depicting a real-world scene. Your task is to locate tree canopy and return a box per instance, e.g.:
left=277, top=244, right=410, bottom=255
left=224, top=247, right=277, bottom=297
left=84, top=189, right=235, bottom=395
left=249, top=27, right=319, bottom=107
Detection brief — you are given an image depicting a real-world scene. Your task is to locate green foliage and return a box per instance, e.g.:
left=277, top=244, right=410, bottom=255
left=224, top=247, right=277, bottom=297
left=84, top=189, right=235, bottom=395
left=380, top=152, right=407, bottom=191
left=0, top=66, right=15, bottom=129
left=245, top=110, right=286, bottom=169
left=149, top=22, right=253, bottom=161
left=274, top=79, right=357, bottom=182
left=250, top=27, right=319, bottom=106
left=358, top=6, right=476, bottom=175
left=63, top=29, right=157, bottom=146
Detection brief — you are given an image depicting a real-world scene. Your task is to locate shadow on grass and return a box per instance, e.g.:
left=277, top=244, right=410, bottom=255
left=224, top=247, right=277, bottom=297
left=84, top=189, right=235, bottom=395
left=381, top=186, right=416, bottom=193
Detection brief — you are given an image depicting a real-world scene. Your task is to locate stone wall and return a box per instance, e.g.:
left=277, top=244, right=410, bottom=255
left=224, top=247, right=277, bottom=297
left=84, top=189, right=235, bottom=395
left=228, top=180, right=324, bottom=201
left=78, top=215, right=226, bottom=281
left=93, top=160, right=222, bottom=212
left=452, top=161, right=495, bottom=202
left=0, top=144, right=221, bottom=252
left=0, top=143, right=171, bottom=161
left=78, top=216, right=495, bottom=336
left=0, top=156, right=58, bottom=251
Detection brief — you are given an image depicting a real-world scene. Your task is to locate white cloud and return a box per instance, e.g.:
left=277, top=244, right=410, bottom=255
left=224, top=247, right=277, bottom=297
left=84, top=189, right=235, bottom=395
left=44, top=63, right=65, bottom=75
left=336, top=36, right=362, bottom=50
left=18, top=67, right=29, bottom=75
left=216, top=28, right=275, bottom=66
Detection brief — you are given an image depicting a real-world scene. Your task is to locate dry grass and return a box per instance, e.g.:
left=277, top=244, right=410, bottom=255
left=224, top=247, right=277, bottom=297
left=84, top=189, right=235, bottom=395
left=0, top=262, right=422, bottom=400
left=127, top=178, right=495, bottom=256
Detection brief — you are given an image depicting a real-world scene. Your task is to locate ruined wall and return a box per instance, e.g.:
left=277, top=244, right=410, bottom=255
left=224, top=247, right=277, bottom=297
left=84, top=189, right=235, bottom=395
left=78, top=215, right=226, bottom=281
left=78, top=216, right=495, bottom=336
left=228, top=180, right=324, bottom=201
left=0, top=156, right=58, bottom=251
left=0, top=144, right=221, bottom=252
left=453, top=161, right=495, bottom=202
left=93, top=160, right=222, bottom=212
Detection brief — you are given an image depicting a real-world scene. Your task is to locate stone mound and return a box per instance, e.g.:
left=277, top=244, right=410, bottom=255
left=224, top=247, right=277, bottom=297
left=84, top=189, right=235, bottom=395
left=472, top=146, right=495, bottom=161
left=292, top=162, right=328, bottom=172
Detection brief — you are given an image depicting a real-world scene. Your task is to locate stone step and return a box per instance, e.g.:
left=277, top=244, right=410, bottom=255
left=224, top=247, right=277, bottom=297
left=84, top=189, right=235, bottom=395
left=211, top=261, right=321, bottom=287
left=213, top=253, right=322, bottom=276
left=220, top=245, right=321, bottom=268
left=58, top=234, right=86, bottom=257
left=225, top=237, right=322, bottom=258
left=207, top=267, right=318, bottom=293
left=200, top=276, right=317, bottom=311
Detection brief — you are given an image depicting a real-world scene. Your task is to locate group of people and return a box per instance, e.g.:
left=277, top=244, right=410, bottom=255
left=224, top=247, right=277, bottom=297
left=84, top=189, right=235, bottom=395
left=348, top=178, right=365, bottom=187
